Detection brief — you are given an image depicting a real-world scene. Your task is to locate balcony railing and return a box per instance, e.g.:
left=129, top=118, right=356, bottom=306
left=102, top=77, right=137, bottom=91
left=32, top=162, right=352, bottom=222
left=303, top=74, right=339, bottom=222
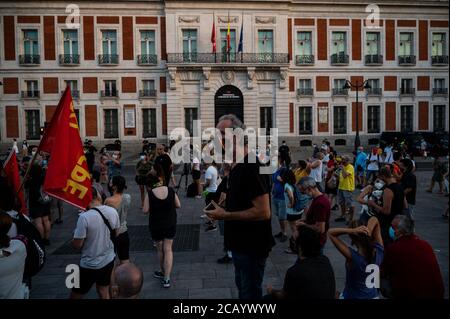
left=100, top=90, right=118, bottom=98
left=431, top=55, right=449, bottom=65
left=365, top=54, right=383, bottom=65
left=297, top=88, right=314, bottom=96
left=137, top=54, right=157, bottom=65
left=19, top=54, right=40, bottom=65
left=139, top=89, right=157, bottom=98
left=98, top=54, right=119, bottom=65
left=366, top=88, right=383, bottom=96
left=433, top=87, right=448, bottom=95
left=21, top=90, right=40, bottom=98
left=332, top=88, right=349, bottom=96
left=330, top=53, right=349, bottom=65
left=398, top=55, right=416, bottom=65
left=400, top=87, right=415, bottom=95
left=59, top=54, right=80, bottom=65
left=167, top=53, right=289, bottom=64
left=61, top=90, right=80, bottom=99
left=295, top=55, right=314, bottom=65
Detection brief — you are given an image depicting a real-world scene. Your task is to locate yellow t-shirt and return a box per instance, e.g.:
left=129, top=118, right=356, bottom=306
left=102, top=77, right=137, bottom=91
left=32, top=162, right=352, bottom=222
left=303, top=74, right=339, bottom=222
left=294, top=168, right=309, bottom=184
left=338, top=164, right=355, bottom=191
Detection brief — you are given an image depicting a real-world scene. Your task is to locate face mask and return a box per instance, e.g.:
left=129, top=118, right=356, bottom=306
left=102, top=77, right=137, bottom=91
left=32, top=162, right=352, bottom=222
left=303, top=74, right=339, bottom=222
left=112, top=155, right=118, bottom=159
left=140, top=155, right=145, bottom=160
left=389, top=226, right=396, bottom=241
left=374, top=180, right=385, bottom=190
left=32, top=151, right=36, bottom=156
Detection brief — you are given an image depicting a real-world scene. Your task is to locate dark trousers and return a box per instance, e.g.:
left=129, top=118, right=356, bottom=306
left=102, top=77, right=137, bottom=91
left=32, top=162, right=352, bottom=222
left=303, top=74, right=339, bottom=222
left=232, top=252, right=267, bottom=300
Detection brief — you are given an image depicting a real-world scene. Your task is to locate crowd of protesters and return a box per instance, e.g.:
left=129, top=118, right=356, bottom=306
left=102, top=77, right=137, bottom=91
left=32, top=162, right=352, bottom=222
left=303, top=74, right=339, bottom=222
left=1, top=116, right=448, bottom=300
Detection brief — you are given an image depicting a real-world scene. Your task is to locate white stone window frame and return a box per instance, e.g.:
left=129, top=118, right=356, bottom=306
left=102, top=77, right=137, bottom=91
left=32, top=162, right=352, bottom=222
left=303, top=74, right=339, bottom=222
left=21, top=108, right=43, bottom=140
left=17, top=24, right=43, bottom=58
left=331, top=103, right=351, bottom=136
left=57, top=27, right=81, bottom=57
left=256, top=28, right=276, bottom=54
left=138, top=107, right=160, bottom=139
left=21, top=77, right=40, bottom=97
left=398, top=102, right=417, bottom=132
left=363, top=28, right=384, bottom=59
left=431, top=103, right=448, bottom=131
left=331, top=76, right=349, bottom=92
left=297, top=103, right=314, bottom=136
left=430, top=29, right=449, bottom=57
left=96, top=26, right=121, bottom=61
left=135, top=27, right=159, bottom=59
left=328, top=26, right=351, bottom=59
left=258, top=105, right=274, bottom=132
left=365, top=104, right=382, bottom=135
left=397, top=28, right=417, bottom=57
left=431, top=75, right=448, bottom=90
left=100, top=107, right=122, bottom=141
left=177, top=27, right=200, bottom=54
left=398, top=76, right=416, bottom=93
left=100, top=77, right=120, bottom=98
left=294, top=26, right=315, bottom=59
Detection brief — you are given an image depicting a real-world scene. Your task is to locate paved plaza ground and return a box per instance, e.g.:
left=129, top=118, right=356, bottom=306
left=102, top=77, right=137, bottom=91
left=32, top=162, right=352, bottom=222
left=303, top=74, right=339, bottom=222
left=29, top=162, right=449, bottom=299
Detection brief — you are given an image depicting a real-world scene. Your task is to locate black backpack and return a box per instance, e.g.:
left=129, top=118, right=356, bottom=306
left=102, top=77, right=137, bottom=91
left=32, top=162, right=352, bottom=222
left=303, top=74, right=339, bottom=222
left=13, top=213, right=46, bottom=278
left=186, top=182, right=197, bottom=197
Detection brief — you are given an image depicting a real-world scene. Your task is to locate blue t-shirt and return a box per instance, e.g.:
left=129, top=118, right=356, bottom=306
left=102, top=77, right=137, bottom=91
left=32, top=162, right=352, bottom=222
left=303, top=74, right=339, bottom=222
left=284, top=183, right=295, bottom=215
left=355, top=152, right=368, bottom=171
left=108, top=160, right=122, bottom=178
left=342, top=243, right=384, bottom=299
left=271, top=168, right=286, bottom=200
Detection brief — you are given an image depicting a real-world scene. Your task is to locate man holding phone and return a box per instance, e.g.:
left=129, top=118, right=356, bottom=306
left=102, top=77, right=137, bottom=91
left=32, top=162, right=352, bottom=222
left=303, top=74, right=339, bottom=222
left=205, top=114, right=274, bottom=300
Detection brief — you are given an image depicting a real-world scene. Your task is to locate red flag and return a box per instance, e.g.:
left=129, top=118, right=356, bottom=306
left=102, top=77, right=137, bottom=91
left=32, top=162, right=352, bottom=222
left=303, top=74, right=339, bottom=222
left=211, top=19, right=216, bottom=53
left=39, top=87, right=92, bottom=210
left=3, top=151, right=27, bottom=215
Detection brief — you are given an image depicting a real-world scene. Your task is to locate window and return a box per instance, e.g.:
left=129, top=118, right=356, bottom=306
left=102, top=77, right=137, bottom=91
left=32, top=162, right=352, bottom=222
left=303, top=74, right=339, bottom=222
left=367, top=105, right=380, bottom=133
left=333, top=79, right=348, bottom=95
left=103, top=80, right=117, bottom=97
left=298, top=79, right=313, bottom=95
left=298, top=107, right=312, bottom=134
left=332, top=31, right=347, bottom=55
left=258, top=30, right=273, bottom=53
left=23, top=80, right=39, bottom=98
left=399, top=32, right=414, bottom=56
left=367, top=79, right=381, bottom=95
left=434, top=78, right=445, bottom=89
left=23, top=30, right=39, bottom=55
left=104, top=109, right=119, bottom=138
left=184, top=108, right=198, bottom=136
left=64, top=80, right=79, bottom=99
left=400, top=78, right=414, bottom=94
left=142, top=109, right=157, bottom=138
left=260, top=107, right=273, bottom=135
left=400, top=105, right=414, bottom=132
left=220, top=29, right=236, bottom=61
left=333, top=106, right=347, bottom=134
left=63, top=30, right=78, bottom=55
left=102, top=30, right=117, bottom=55
left=366, top=32, right=380, bottom=55
left=297, top=31, right=312, bottom=56
left=25, top=110, right=40, bottom=140
left=432, top=33, right=446, bottom=56
left=182, top=29, right=197, bottom=61
left=140, top=30, right=156, bottom=55
left=433, top=105, right=446, bottom=131
left=141, top=80, right=156, bottom=97
left=74, top=109, right=80, bottom=129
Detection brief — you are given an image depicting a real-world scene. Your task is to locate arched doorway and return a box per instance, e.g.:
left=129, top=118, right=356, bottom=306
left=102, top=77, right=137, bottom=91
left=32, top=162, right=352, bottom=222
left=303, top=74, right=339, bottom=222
left=214, top=85, right=244, bottom=125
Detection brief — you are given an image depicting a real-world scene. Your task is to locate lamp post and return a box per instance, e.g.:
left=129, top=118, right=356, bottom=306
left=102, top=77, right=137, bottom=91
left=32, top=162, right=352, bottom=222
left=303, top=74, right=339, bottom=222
left=343, top=79, right=371, bottom=152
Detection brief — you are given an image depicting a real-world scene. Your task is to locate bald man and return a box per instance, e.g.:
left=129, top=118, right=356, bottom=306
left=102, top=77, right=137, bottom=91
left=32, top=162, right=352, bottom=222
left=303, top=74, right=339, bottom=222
left=112, top=263, right=143, bottom=299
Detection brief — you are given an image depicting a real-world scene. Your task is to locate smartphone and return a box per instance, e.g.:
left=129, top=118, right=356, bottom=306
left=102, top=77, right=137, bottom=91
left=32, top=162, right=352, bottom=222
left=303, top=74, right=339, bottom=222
left=204, top=202, right=216, bottom=211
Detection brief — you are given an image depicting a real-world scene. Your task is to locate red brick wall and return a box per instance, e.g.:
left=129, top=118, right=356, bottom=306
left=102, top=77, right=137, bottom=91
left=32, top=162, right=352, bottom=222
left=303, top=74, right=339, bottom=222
left=3, top=16, right=15, bottom=60
left=160, top=17, right=167, bottom=60
left=43, top=77, right=59, bottom=93
left=5, top=106, right=19, bottom=138
left=418, top=101, right=429, bottom=130
left=289, top=103, right=294, bottom=133
left=97, top=16, right=119, bottom=24
left=417, top=76, right=430, bottom=91
left=121, top=77, right=136, bottom=93
left=350, top=76, right=364, bottom=91
left=384, top=76, right=397, bottom=91
left=287, top=18, right=292, bottom=61
left=317, top=102, right=329, bottom=133
left=160, top=77, right=166, bottom=93
left=289, top=76, right=295, bottom=91
left=419, top=20, right=428, bottom=61
left=430, top=20, right=449, bottom=28
left=329, top=19, right=349, bottom=26
left=124, top=105, right=136, bottom=136
left=3, top=78, right=19, bottom=94
left=161, top=104, right=167, bottom=135
left=83, top=16, right=95, bottom=60
left=294, top=18, right=315, bottom=26
left=316, top=76, right=329, bottom=91
left=385, top=102, right=396, bottom=131
left=83, top=77, right=98, bottom=93
left=85, top=105, right=98, bottom=136
left=122, top=16, right=134, bottom=60
left=45, top=105, right=57, bottom=122
left=136, top=16, right=158, bottom=24
left=397, top=20, right=417, bottom=27
left=43, top=16, right=55, bottom=60
left=352, top=102, right=363, bottom=131
left=17, top=16, right=40, bottom=24
left=317, top=19, right=327, bottom=60
left=352, top=19, right=361, bottom=60
left=385, top=20, right=395, bottom=61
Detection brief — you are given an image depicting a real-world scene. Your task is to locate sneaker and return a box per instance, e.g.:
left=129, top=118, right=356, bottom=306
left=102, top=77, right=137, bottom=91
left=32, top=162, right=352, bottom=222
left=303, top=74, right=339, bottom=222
left=279, top=234, right=288, bottom=242
left=153, top=271, right=164, bottom=279
left=274, top=232, right=283, bottom=239
left=205, top=225, right=217, bottom=232
left=335, top=217, right=346, bottom=222
left=200, top=214, right=207, bottom=219
left=162, top=279, right=171, bottom=288
left=217, top=255, right=232, bottom=264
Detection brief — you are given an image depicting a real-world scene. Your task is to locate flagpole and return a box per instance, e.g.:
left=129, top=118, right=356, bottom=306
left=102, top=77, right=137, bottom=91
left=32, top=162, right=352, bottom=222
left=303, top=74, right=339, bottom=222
left=240, top=12, right=243, bottom=62
left=213, top=12, right=216, bottom=63
left=17, top=150, right=38, bottom=194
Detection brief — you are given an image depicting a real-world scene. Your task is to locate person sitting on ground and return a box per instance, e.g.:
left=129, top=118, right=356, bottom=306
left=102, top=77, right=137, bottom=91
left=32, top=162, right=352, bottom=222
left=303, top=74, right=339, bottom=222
left=328, top=217, right=384, bottom=299
left=112, top=262, right=144, bottom=299
left=381, top=215, right=445, bottom=299
left=266, top=224, right=336, bottom=299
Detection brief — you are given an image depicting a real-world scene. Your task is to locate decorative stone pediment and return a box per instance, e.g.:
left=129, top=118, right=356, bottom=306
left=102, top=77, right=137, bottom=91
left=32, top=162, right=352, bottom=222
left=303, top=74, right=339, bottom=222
left=247, top=67, right=255, bottom=89
left=218, top=16, right=239, bottom=24
left=221, top=70, right=235, bottom=84
left=178, top=71, right=202, bottom=81
left=178, top=16, right=200, bottom=23
left=255, top=16, right=276, bottom=24
left=203, top=67, right=211, bottom=90
left=279, top=68, right=288, bottom=89
left=168, top=67, right=177, bottom=90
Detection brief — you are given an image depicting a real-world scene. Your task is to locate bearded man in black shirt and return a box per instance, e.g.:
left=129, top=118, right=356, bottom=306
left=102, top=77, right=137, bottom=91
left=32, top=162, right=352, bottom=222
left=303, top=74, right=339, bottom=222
left=206, top=114, right=275, bottom=300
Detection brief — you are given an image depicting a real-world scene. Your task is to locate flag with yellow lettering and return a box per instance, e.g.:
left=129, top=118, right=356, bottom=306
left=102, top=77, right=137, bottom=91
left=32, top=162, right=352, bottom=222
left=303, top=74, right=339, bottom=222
left=38, top=86, right=92, bottom=210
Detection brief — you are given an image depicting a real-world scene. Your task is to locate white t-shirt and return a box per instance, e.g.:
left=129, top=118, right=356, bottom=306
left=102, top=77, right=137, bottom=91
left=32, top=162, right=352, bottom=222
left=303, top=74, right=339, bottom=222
left=367, top=154, right=381, bottom=171
left=73, top=205, right=120, bottom=269
left=0, top=239, right=27, bottom=299
left=12, top=143, right=19, bottom=154
left=384, top=146, right=394, bottom=164
left=309, top=160, right=323, bottom=183
left=204, top=165, right=218, bottom=193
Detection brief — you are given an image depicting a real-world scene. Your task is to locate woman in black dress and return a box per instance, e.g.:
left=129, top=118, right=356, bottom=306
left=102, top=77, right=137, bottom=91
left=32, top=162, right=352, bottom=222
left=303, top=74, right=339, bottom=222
left=143, top=155, right=180, bottom=288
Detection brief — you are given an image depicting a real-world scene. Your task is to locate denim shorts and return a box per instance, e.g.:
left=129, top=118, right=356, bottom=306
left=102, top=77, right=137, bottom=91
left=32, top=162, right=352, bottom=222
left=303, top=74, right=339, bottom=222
left=272, top=198, right=287, bottom=220
left=338, top=190, right=353, bottom=207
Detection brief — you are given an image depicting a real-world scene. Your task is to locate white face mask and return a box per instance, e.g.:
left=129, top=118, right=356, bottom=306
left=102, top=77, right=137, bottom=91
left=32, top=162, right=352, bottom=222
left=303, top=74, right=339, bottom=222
left=112, top=154, right=118, bottom=159
left=140, top=155, right=145, bottom=160
left=32, top=151, right=36, bottom=156
left=374, top=180, right=385, bottom=190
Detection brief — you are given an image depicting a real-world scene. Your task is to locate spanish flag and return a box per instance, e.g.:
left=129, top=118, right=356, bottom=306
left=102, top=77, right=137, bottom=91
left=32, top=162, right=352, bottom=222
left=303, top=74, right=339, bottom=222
left=211, top=15, right=216, bottom=53
left=38, top=86, right=92, bottom=210
left=226, top=13, right=231, bottom=53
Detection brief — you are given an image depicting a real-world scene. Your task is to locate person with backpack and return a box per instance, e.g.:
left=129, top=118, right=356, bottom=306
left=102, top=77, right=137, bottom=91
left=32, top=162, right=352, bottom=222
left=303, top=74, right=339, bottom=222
left=70, top=186, right=120, bottom=299
left=25, top=163, right=51, bottom=246
left=366, top=147, right=382, bottom=185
